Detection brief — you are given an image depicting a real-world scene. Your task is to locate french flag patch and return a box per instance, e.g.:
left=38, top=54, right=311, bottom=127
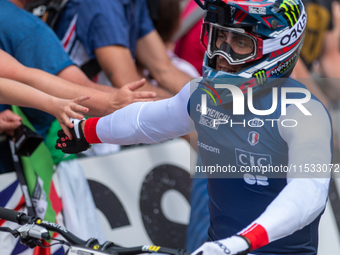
left=248, top=131, right=260, bottom=146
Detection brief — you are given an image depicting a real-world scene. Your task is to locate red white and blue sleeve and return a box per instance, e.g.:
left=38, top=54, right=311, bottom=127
left=83, top=82, right=194, bottom=145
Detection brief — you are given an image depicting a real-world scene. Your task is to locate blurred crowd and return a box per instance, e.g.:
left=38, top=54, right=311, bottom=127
left=0, top=0, right=340, bottom=254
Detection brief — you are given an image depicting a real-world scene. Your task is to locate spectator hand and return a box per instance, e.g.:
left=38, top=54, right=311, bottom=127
left=0, top=109, right=22, bottom=136
left=51, top=96, right=90, bottom=139
left=191, top=236, right=250, bottom=255
left=55, top=119, right=90, bottom=154
left=109, top=78, right=157, bottom=111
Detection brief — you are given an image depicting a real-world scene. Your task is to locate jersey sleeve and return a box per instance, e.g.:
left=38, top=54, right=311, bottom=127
left=84, top=83, right=194, bottom=145
left=237, top=99, right=332, bottom=251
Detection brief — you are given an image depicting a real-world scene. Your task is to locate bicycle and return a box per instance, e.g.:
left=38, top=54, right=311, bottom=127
left=0, top=207, right=190, bottom=255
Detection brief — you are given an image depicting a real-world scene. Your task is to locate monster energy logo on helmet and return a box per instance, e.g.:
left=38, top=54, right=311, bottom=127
left=253, top=70, right=267, bottom=87
left=279, top=0, right=302, bottom=28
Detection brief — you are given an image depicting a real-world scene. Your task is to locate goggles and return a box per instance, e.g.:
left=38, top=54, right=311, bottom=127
left=201, top=22, right=264, bottom=65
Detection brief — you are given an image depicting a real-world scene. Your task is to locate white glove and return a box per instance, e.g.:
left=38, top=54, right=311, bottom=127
left=191, top=235, right=250, bottom=255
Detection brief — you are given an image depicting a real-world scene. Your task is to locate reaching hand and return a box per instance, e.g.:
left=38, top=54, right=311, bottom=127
left=191, top=236, right=250, bottom=255
left=55, top=119, right=90, bottom=154
left=0, top=109, right=22, bottom=136
left=109, top=79, right=157, bottom=111
left=51, top=96, right=90, bottom=139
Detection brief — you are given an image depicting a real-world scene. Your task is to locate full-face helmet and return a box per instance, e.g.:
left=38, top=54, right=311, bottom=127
left=196, top=0, right=306, bottom=104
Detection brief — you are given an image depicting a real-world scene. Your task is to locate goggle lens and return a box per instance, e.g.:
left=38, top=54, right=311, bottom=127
left=201, top=23, right=260, bottom=65
left=215, top=29, right=254, bottom=56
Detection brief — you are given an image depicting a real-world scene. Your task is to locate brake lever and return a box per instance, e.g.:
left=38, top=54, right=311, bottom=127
left=14, top=223, right=50, bottom=249
left=17, top=223, right=50, bottom=240
left=20, top=236, right=43, bottom=249
left=0, top=220, right=43, bottom=248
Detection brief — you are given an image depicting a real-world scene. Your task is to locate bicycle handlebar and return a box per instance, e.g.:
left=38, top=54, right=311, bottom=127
left=0, top=206, right=86, bottom=245
left=0, top=206, right=31, bottom=224
left=0, top=207, right=190, bottom=255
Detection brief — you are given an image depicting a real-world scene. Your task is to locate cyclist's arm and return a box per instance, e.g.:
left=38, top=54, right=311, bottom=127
left=83, top=82, right=194, bottom=144
left=237, top=100, right=332, bottom=250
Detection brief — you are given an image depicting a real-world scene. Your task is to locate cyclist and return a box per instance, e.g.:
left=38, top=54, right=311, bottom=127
left=56, top=0, right=333, bottom=254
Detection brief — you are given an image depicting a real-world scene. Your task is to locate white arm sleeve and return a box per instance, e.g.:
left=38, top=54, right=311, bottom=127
left=95, top=83, right=194, bottom=145
left=240, top=99, right=332, bottom=243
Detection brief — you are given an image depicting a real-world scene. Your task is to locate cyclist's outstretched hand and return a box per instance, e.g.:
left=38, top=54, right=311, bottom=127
left=191, top=236, right=250, bottom=255
left=55, top=119, right=90, bottom=154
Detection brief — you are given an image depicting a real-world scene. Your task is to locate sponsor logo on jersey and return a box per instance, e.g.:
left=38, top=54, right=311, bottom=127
left=248, top=118, right=264, bottom=127
left=235, top=148, right=272, bottom=168
left=196, top=104, right=230, bottom=130
left=243, top=173, right=269, bottom=186
left=198, top=141, right=220, bottom=154
left=248, top=131, right=260, bottom=146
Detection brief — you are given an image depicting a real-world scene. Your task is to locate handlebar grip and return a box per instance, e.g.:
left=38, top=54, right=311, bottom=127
left=0, top=207, right=31, bottom=225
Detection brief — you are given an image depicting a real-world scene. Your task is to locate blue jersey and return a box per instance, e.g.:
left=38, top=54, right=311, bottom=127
left=88, top=77, right=333, bottom=254
left=189, top=78, right=332, bottom=254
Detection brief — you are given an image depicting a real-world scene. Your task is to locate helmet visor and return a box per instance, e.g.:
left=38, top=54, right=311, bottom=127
left=201, top=23, right=259, bottom=65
